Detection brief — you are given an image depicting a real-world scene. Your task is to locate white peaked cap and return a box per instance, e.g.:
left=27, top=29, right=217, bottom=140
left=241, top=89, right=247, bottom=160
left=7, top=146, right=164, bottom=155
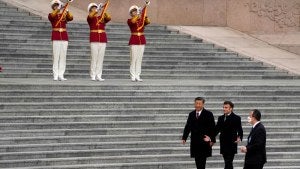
left=51, top=0, right=62, bottom=6
left=87, top=3, right=98, bottom=12
left=129, top=5, right=139, bottom=14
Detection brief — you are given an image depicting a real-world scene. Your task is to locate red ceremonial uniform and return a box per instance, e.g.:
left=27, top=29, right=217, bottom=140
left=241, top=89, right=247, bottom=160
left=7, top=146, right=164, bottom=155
left=87, top=12, right=111, bottom=43
left=48, top=10, right=73, bottom=41
left=127, top=16, right=150, bottom=45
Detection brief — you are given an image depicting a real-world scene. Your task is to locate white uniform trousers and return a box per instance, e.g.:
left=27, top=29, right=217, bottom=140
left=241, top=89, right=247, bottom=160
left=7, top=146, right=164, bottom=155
left=130, top=45, right=145, bottom=79
left=52, top=41, right=68, bottom=79
left=90, top=43, right=106, bottom=79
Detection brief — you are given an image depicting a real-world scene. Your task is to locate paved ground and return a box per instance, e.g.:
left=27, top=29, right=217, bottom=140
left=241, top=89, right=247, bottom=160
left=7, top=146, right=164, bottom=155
left=168, top=26, right=300, bottom=76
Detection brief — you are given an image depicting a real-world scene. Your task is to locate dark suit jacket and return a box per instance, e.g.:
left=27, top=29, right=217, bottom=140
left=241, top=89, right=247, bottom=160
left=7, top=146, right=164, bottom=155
left=215, top=112, right=243, bottom=155
left=182, top=108, right=216, bottom=158
left=245, top=122, right=267, bottom=165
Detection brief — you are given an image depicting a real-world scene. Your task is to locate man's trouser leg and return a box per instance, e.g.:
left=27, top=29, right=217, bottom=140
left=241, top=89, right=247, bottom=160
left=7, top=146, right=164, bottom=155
left=195, top=156, right=207, bottom=169
left=223, top=153, right=234, bottom=169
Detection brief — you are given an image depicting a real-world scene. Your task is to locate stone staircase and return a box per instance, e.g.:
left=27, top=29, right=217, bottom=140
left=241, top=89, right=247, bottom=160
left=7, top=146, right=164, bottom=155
left=0, top=1, right=300, bottom=169
left=0, top=2, right=298, bottom=80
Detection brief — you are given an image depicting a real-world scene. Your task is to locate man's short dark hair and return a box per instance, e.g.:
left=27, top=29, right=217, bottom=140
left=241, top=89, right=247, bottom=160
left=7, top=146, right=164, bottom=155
left=252, top=109, right=261, bottom=121
left=195, top=97, right=205, bottom=103
left=224, top=101, right=234, bottom=109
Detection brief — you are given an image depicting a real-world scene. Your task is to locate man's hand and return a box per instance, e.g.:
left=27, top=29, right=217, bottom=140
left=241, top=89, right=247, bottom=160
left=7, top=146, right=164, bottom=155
left=203, top=135, right=211, bottom=142
left=240, top=146, right=247, bottom=153
left=182, top=140, right=186, bottom=145
left=235, top=136, right=241, bottom=143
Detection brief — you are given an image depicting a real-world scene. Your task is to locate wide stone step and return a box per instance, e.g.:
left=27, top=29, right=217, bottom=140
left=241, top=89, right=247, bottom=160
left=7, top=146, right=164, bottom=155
left=0, top=112, right=300, bottom=122
left=0, top=52, right=240, bottom=59
left=0, top=126, right=299, bottom=137
left=0, top=152, right=297, bottom=169
left=0, top=11, right=33, bottom=16
left=0, top=23, right=169, bottom=32
left=0, top=72, right=297, bottom=80
left=3, top=73, right=296, bottom=80
left=0, top=19, right=168, bottom=29
left=2, top=89, right=298, bottom=96
left=1, top=93, right=299, bottom=100
left=1, top=80, right=300, bottom=88
left=0, top=120, right=299, bottom=131
left=0, top=41, right=217, bottom=49
left=1, top=152, right=299, bottom=168
left=1, top=95, right=300, bottom=103
left=0, top=125, right=297, bottom=138
left=0, top=44, right=223, bottom=51
left=0, top=34, right=195, bottom=42
left=0, top=28, right=173, bottom=35
left=0, top=30, right=172, bottom=38
left=0, top=146, right=299, bottom=161
left=1, top=63, right=275, bottom=71
left=0, top=131, right=300, bottom=148
left=2, top=101, right=300, bottom=109
left=0, top=106, right=298, bottom=116
left=0, top=142, right=298, bottom=158
left=0, top=114, right=299, bottom=124
left=0, top=47, right=227, bottom=54
left=0, top=7, right=19, bottom=12
left=1, top=83, right=300, bottom=90
left=0, top=29, right=185, bottom=37
left=0, top=15, right=42, bottom=20
left=0, top=57, right=265, bottom=65
left=0, top=38, right=202, bottom=44
left=2, top=160, right=300, bottom=169
left=0, top=38, right=203, bottom=44
left=4, top=69, right=288, bottom=77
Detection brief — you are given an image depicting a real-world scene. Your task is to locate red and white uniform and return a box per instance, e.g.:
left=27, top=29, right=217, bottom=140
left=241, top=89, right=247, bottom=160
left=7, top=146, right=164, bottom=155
left=48, top=9, right=73, bottom=80
left=87, top=11, right=111, bottom=80
left=127, top=9, right=150, bottom=81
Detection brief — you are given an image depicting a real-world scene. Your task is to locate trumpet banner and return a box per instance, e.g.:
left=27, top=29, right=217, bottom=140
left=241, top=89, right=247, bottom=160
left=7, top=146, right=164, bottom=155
left=96, top=0, right=110, bottom=25
left=137, top=5, right=147, bottom=31
left=55, top=2, right=70, bottom=27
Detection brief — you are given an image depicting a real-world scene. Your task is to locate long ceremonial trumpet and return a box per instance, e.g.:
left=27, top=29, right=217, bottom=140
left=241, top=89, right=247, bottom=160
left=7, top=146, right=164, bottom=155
left=96, top=0, right=110, bottom=25
left=136, top=0, right=150, bottom=31
left=55, top=0, right=74, bottom=26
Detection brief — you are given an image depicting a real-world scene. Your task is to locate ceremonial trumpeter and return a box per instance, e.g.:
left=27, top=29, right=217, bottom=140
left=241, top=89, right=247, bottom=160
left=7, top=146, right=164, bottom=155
left=87, top=1, right=111, bottom=81
left=127, top=0, right=150, bottom=82
left=48, top=0, right=73, bottom=81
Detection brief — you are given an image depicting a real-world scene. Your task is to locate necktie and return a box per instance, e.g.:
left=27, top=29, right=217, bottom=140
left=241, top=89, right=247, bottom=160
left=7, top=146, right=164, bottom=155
left=248, top=127, right=254, bottom=143
left=250, top=127, right=254, bottom=134
left=224, top=114, right=228, bottom=122
left=196, top=112, right=199, bottom=119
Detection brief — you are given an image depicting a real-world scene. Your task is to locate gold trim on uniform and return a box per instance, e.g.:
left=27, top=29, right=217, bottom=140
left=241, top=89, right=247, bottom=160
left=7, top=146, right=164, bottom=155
left=53, top=28, right=67, bottom=32
left=132, top=32, right=144, bottom=36
left=90, top=29, right=106, bottom=33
